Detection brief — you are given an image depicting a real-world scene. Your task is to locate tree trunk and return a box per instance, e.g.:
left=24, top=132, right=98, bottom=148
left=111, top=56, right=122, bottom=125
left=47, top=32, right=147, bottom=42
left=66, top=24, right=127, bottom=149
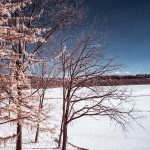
left=35, top=124, right=39, bottom=143
left=58, top=112, right=64, bottom=148
left=58, top=125, right=62, bottom=148
left=35, top=89, right=45, bottom=143
left=62, top=122, right=68, bottom=150
left=16, top=123, right=22, bottom=150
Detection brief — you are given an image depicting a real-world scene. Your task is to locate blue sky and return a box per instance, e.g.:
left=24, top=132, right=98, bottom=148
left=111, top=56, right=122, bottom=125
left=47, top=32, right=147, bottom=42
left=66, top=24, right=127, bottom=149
left=85, top=0, right=150, bottom=74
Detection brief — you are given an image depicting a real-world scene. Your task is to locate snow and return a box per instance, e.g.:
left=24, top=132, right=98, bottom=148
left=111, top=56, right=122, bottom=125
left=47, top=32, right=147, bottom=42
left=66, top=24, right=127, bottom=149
left=0, top=85, right=150, bottom=150
left=68, top=85, right=150, bottom=150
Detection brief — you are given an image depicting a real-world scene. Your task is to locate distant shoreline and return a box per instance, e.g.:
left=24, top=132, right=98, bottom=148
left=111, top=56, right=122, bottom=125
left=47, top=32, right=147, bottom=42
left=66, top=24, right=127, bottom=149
left=30, top=74, right=150, bottom=88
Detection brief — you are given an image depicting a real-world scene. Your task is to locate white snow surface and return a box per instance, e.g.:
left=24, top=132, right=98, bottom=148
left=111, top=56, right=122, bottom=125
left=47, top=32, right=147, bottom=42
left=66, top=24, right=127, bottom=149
left=0, top=85, right=150, bottom=150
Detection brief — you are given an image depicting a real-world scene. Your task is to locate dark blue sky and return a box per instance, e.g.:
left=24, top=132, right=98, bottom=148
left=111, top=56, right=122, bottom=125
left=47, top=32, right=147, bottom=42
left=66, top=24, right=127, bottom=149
left=85, top=0, right=150, bottom=74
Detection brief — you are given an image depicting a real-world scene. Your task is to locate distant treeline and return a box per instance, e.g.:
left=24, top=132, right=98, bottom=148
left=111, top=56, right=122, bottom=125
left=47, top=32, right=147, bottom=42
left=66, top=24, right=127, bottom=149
left=2, top=74, right=150, bottom=89
left=30, top=74, right=150, bottom=88
left=84, top=74, right=150, bottom=86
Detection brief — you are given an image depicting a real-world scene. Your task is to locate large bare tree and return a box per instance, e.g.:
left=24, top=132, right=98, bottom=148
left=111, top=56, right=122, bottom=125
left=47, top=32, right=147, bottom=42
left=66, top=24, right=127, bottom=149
left=57, top=26, right=138, bottom=150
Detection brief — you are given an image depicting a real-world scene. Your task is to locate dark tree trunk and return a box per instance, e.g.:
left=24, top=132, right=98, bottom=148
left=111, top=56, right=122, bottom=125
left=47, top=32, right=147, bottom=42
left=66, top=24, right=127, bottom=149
left=58, top=123, right=62, bottom=148
left=34, top=89, right=45, bottom=143
left=16, top=123, right=22, bottom=150
left=35, top=124, right=39, bottom=143
left=58, top=111, right=64, bottom=148
left=62, top=122, right=67, bottom=150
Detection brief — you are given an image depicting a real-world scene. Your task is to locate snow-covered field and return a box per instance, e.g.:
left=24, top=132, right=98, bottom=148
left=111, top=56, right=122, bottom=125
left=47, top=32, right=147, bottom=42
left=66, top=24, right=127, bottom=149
left=1, top=85, right=150, bottom=150
left=68, top=85, right=150, bottom=150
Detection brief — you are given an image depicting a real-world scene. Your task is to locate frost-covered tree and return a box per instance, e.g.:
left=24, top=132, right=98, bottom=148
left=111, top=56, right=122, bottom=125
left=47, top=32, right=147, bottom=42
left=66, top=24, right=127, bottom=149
left=0, top=1, right=49, bottom=149
left=0, top=0, right=83, bottom=149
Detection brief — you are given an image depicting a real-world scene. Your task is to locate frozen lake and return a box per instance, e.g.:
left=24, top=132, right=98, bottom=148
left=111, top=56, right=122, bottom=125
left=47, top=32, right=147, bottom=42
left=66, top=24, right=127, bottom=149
left=68, top=85, right=150, bottom=150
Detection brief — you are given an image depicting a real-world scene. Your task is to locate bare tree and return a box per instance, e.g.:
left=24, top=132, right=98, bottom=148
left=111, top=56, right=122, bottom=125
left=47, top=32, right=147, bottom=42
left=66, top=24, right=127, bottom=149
left=57, top=26, right=138, bottom=150
left=33, top=61, right=60, bottom=143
